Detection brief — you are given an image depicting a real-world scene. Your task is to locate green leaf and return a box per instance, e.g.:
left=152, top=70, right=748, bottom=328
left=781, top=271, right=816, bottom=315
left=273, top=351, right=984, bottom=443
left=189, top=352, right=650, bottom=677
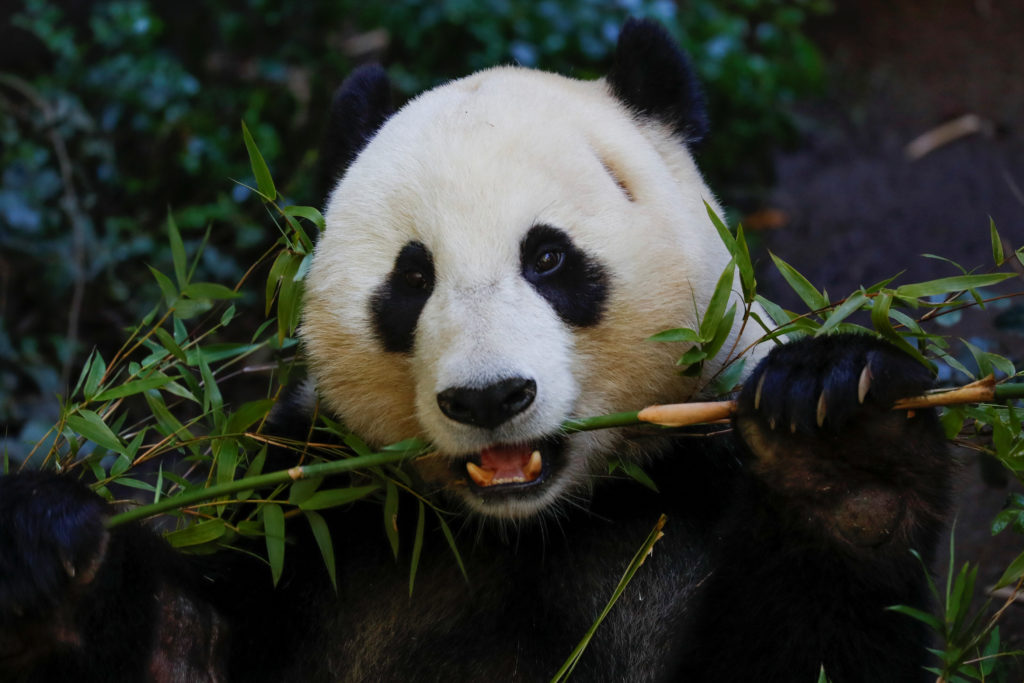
left=288, top=476, right=323, bottom=505
left=648, top=328, right=701, bottom=343
left=66, top=410, right=125, bottom=455
left=894, top=273, right=1014, bottom=299
left=702, top=303, right=737, bottom=361
left=283, top=204, right=326, bottom=231
left=995, top=550, right=1024, bottom=589
left=298, top=484, right=380, bottom=511
left=168, top=210, right=187, bottom=289
left=263, top=503, right=286, bottom=586
left=734, top=224, right=757, bottom=302
left=305, top=511, right=337, bottom=592
left=816, top=292, right=868, bottom=336
left=700, top=257, right=736, bottom=341
left=94, top=375, right=173, bottom=401
left=226, top=399, right=276, bottom=435
left=990, top=218, right=1005, bottom=266
left=83, top=350, right=107, bottom=400
left=165, top=519, right=226, bottom=548
left=241, top=121, right=277, bottom=200
left=704, top=201, right=736, bottom=251
left=148, top=266, right=179, bottom=309
left=770, top=252, right=827, bottom=310
left=182, top=282, right=242, bottom=300
left=220, top=304, right=236, bottom=327
left=214, top=438, right=238, bottom=487
left=384, top=481, right=400, bottom=559
left=409, top=500, right=426, bottom=597
left=886, top=604, right=943, bottom=631
left=436, top=511, right=469, bottom=583
left=153, top=328, right=187, bottom=363
left=197, top=352, right=223, bottom=415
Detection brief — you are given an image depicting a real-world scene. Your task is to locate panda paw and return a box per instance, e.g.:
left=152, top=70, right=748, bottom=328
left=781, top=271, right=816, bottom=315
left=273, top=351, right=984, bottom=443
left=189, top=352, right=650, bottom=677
left=0, top=472, right=109, bottom=664
left=734, top=334, right=949, bottom=549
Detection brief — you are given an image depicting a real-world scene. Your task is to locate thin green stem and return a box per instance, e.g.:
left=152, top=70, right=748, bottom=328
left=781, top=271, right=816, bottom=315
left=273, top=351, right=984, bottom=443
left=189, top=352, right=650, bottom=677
left=106, top=450, right=414, bottom=528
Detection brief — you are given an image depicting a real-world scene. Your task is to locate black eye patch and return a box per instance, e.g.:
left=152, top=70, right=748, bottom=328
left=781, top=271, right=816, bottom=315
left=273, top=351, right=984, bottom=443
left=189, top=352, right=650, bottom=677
left=370, top=241, right=434, bottom=352
left=520, top=225, right=608, bottom=327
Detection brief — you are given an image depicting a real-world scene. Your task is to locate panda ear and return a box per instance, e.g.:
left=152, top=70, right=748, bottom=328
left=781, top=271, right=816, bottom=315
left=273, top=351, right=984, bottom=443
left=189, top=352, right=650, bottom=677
left=606, top=18, right=708, bottom=148
left=316, top=64, right=394, bottom=203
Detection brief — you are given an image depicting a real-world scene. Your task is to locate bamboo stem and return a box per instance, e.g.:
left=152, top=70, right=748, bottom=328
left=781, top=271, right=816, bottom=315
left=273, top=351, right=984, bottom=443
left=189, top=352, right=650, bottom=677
left=106, top=378, right=1024, bottom=527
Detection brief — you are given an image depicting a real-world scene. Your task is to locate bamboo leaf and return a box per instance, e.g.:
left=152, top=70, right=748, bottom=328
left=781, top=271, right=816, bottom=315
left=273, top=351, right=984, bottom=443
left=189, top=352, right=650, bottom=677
left=182, top=282, right=242, bottom=300
left=895, top=273, right=1014, bottom=299
left=148, top=266, right=179, bottom=309
left=94, top=375, right=173, bottom=401
left=83, top=350, right=107, bottom=400
left=700, top=257, right=736, bottom=341
left=226, top=399, right=276, bottom=435
left=886, top=604, right=944, bottom=631
left=165, top=519, right=226, bottom=548
left=409, top=500, right=426, bottom=597
left=263, top=503, right=286, bottom=586
left=283, top=204, right=326, bottom=231
left=816, top=292, right=868, bottom=336
left=994, top=550, right=1024, bottom=589
left=305, top=511, right=338, bottom=592
left=168, top=210, right=187, bottom=289
left=384, top=481, right=400, bottom=559
left=990, top=218, right=1005, bottom=266
left=436, top=512, right=468, bottom=583
left=66, top=410, right=125, bottom=455
left=241, top=121, right=277, bottom=200
left=648, top=328, right=701, bottom=343
left=770, top=252, right=827, bottom=310
left=298, top=484, right=380, bottom=511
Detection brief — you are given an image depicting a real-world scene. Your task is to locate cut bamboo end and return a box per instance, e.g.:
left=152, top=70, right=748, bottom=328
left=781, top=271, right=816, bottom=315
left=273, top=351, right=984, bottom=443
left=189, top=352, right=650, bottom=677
left=893, top=375, right=996, bottom=410
left=637, top=401, right=736, bottom=427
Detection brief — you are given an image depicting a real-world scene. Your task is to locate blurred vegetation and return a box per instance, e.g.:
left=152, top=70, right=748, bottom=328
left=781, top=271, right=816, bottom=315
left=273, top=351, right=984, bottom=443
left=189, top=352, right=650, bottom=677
left=0, top=0, right=832, bottom=457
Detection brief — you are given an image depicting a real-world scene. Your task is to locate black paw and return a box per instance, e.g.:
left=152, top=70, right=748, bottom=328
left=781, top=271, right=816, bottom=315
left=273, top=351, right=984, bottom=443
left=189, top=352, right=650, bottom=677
left=0, top=472, right=109, bottom=627
left=737, top=334, right=934, bottom=437
left=734, top=334, right=948, bottom=548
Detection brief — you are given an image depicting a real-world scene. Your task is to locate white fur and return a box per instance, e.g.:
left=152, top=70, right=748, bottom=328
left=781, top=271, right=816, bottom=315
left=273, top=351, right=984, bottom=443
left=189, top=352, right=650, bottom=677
left=302, top=66, right=765, bottom=518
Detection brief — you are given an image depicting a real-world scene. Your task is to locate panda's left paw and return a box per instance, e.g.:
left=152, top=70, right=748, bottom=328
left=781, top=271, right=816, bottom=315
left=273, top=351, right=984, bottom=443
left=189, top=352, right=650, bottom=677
left=734, top=334, right=949, bottom=549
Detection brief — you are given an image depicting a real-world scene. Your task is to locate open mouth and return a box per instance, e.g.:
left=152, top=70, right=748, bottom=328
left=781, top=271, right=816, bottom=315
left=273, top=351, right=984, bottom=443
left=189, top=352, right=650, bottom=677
left=455, top=436, right=566, bottom=494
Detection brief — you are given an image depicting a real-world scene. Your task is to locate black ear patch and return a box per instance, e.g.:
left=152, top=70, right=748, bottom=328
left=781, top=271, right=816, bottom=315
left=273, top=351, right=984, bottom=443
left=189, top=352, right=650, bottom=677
left=316, top=64, right=394, bottom=203
left=606, top=18, right=708, bottom=148
left=371, top=241, right=435, bottom=353
left=521, top=225, right=608, bottom=327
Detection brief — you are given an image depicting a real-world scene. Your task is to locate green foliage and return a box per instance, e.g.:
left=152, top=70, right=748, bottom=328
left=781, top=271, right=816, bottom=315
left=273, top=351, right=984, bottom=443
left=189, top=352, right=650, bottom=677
left=1, top=0, right=832, bottom=457
left=11, top=112, right=1024, bottom=679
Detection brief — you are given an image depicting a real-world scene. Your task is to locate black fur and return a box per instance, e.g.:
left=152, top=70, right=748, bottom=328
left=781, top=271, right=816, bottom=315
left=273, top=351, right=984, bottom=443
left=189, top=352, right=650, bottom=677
left=370, top=240, right=435, bottom=353
left=0, top=334, right=950, bottom=681
left=606, top=18, right=709, bottom=147
left=520, top=224, right=609, bottom=328
left=316, top=64, right=394, bottom=203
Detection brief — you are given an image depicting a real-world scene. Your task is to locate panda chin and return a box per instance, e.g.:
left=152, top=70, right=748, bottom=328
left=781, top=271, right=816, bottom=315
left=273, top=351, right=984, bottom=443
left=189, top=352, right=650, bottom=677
left=455, top=436, right=566, bottom=499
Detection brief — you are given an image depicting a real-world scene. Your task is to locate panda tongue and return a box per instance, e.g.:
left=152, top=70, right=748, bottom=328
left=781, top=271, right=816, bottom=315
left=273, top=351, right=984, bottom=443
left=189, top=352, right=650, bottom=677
left=479, top=445, right=540, bottom=485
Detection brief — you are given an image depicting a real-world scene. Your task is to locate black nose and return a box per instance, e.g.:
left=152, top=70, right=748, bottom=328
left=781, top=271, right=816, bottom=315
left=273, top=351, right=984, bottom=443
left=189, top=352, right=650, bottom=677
left=437, top=377, right=537, bottom=429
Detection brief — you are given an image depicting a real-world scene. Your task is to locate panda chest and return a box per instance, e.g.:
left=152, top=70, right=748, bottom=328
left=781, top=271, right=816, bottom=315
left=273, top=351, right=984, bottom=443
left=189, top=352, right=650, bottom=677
left=316, top=513, right=708, bottom=680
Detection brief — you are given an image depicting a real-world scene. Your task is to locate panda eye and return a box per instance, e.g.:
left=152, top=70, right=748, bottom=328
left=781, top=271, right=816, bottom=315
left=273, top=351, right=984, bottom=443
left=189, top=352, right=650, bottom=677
left=403, top=269, right=429, bottom=290
left=534, top=249, right=564, bottom=276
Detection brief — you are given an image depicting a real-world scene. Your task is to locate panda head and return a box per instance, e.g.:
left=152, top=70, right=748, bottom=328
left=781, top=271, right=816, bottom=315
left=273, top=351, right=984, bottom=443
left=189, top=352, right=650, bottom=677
left=302, top=20, right=762, bottom=520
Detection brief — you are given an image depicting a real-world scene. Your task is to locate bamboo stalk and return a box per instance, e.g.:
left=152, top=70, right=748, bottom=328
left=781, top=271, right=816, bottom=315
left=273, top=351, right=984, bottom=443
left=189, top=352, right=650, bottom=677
left=106, top=377, right=1024, bottom=527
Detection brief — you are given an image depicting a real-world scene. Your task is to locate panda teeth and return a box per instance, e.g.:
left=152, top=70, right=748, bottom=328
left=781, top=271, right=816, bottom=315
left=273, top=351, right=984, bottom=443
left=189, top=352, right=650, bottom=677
left=524, top=449, right=543, bottom=479
left=466, top=461, right=495, bottom=487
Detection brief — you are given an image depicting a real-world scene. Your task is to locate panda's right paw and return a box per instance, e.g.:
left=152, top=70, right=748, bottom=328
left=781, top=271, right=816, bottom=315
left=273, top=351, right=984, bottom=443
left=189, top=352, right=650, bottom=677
left=0, top=472, right=109, bottom=665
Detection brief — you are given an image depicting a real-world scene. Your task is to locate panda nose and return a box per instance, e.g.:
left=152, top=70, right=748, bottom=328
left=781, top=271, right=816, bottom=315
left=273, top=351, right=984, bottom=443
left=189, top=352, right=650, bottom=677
left=437, top=378, right=537, bottom=429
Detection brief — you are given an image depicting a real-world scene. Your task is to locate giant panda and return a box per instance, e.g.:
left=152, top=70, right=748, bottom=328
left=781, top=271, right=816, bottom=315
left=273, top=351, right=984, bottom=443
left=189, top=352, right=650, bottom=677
left=0, top=19, right=950, bottom=683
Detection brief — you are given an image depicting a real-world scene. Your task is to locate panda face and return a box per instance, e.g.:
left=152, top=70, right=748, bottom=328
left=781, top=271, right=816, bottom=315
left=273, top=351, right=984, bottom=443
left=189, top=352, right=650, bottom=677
left=302, top=67, right=756, bottom=520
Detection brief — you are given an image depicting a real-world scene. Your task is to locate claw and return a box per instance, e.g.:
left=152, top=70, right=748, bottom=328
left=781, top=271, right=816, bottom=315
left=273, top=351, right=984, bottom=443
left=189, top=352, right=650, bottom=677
left=858, top=363, right=872, bottom=404
left=754, top=372, right=766, bottom=411
left=816, top=391, right=827, bottom=427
